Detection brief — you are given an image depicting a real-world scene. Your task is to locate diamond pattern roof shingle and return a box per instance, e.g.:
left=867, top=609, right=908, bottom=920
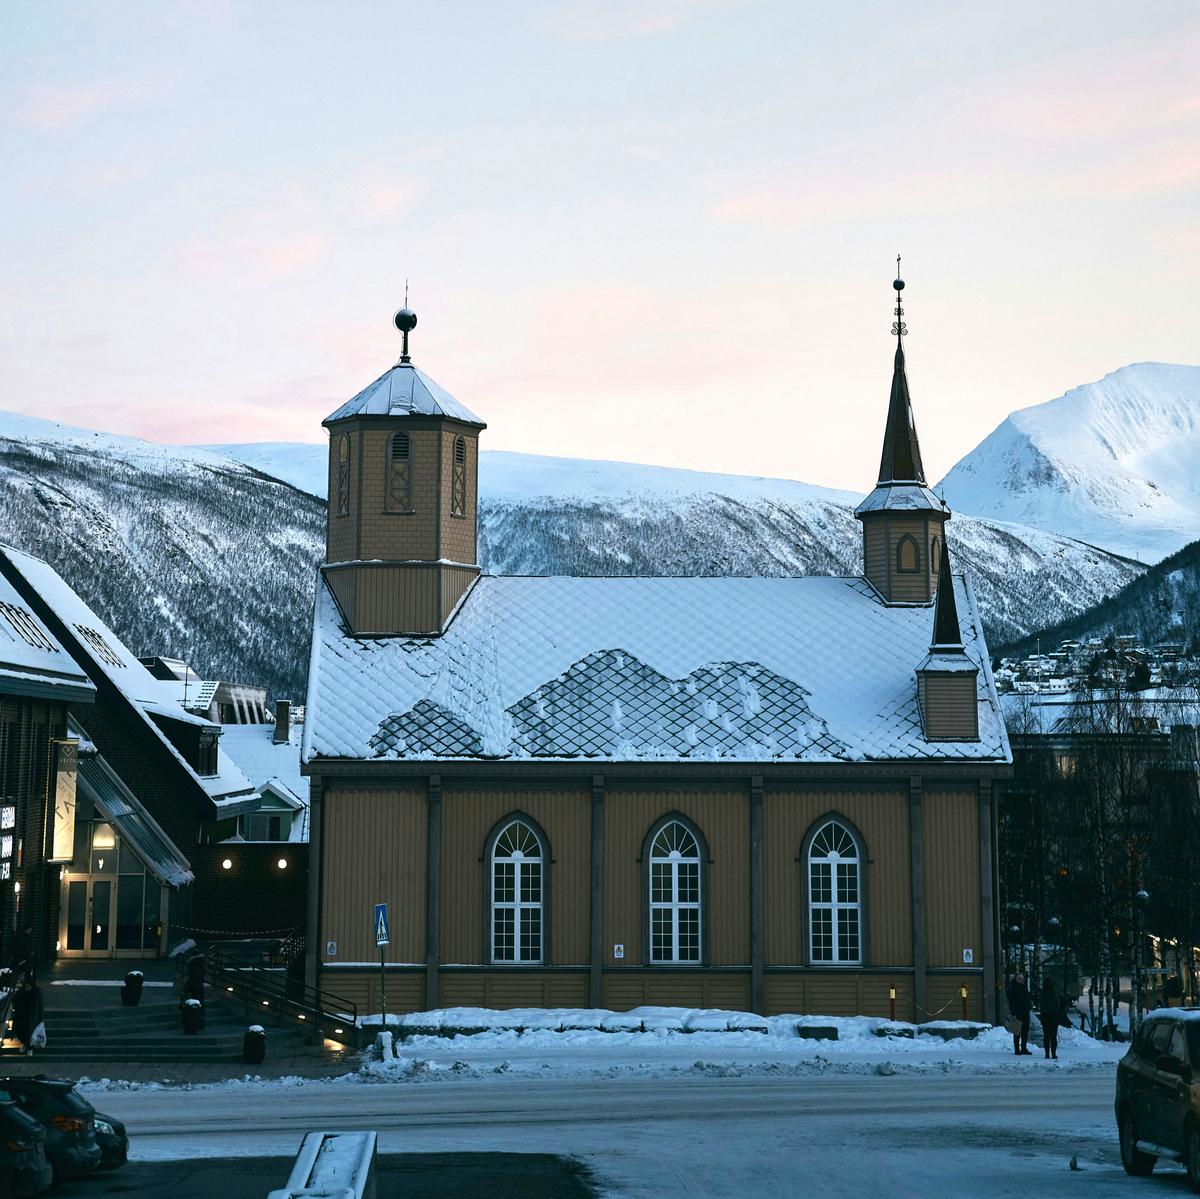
left=305, top=574, right=1010, bottom=765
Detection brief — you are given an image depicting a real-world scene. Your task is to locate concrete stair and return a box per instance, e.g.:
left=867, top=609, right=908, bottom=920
left=1, top=995, right=318, bottom=1064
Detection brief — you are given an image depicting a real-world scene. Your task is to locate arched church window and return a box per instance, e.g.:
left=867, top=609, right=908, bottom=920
left=386, top=431, right=412, bottom=512
left=490, top=818, right=545, bottom=964
left=807, top=818, right=863, bottom=965
left=648, top=817, right=703, bottom=964
left=931, top=535, right=941, bottom=574
left=451, top=435, right=467, bottom=517
left=896, top=534, right=920, bottom=574
left=336, top=435, right=350, bottom=517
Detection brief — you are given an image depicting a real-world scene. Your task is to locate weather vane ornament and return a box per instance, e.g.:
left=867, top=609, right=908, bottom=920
left=394, top=287, right=418, bottom=364
left=892, top=254, right=907, bottom=340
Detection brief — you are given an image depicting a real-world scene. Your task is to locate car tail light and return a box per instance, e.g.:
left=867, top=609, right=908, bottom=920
left=51, top=1115, right=89, bottom=1133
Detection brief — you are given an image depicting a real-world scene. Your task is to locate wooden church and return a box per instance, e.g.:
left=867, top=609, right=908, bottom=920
left=302, top=281, right=1012, bottom=1022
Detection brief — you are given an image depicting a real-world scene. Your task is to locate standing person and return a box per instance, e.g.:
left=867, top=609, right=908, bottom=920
left=11, top=975, right=43, bottom=1057
left=1039, top=976, right=1061, bottom=1060
left=1006, top=971, right=1033, bottom=1056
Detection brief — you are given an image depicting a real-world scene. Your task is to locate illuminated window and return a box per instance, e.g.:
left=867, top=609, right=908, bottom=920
left=896, top=534, right=920, bottom=574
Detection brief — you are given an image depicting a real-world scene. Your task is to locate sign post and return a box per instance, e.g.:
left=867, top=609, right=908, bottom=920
left=374, top=903, right=390, bottom=1033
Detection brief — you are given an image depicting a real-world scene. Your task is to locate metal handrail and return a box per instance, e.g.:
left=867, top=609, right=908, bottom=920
left=179, top=946, right=360, bottom=1047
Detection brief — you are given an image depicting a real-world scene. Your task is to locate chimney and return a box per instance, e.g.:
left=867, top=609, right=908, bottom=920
left=274, top=699, right=291, bottom=744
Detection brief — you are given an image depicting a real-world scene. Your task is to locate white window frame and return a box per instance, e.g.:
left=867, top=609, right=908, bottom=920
left=808, top=820, right=862, bottom=965
left=490, top=820, right=544, bottom=964
left=648, top=820, right=702, bottom=964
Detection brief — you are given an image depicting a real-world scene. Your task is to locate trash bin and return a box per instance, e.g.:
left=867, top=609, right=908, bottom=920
left=121, top=970, right=144, bottom=1007
left=181, top=998, right=204, bottom=1035
left=243, top=1025, right=266, bottom=1065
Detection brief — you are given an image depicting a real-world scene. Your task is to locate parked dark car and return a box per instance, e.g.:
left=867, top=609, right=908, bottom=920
left=92, top=1110, right=128, bottom=1169
left=1115, top=1010, right=1200, bottom=1190
left=0, top=1098, right=53, bottom=1197
left=0, top=1077, right=102, bottom=1179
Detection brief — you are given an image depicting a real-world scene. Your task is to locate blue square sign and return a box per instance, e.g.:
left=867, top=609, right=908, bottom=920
left=374, top=902, right=390, bottom=947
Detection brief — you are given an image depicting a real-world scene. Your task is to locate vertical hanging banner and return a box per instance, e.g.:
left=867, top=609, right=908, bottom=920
left=48, top=739, right=78, bottom=863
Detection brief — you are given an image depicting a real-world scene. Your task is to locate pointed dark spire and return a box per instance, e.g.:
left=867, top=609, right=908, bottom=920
left=877, top=262, right=926, bottom=485
left=931, top=537, right=964, bottom=650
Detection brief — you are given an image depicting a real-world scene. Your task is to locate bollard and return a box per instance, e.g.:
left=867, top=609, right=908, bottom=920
left=960, top=984, right=968, bottom=1021
left=244, top=1024, right=267, bottom=1065
left=181, top=998, right=204, bottom=1035
left=889, top=986, right=896, bottom=1023
left=122, top=971, right=144, bottom=1007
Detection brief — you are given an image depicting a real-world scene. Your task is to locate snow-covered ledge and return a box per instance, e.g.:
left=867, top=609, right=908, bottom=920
left=267, top=1130, right=377, bottom=1199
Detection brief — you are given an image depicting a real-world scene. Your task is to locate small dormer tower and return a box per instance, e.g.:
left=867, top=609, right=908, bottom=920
left=916, top=539, right=980, bottom=740
left=321, top=307, right=485, bottom=636
left=855, top=265, right=949, bottom=604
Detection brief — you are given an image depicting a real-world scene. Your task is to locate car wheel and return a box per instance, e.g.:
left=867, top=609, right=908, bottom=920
left=1120, top=1109, right=1156, bottom=1177
left=1187, top=1125, right=1200, bottom=1193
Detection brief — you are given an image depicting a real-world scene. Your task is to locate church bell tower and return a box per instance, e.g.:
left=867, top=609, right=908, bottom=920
left=855, top=265, right=950, bottom=604
left=321, top=306, right=485, bottom=636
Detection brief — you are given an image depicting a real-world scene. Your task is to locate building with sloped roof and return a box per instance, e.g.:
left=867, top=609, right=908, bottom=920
left=303, top=286, right=1012, bottom=1022
left=0, top=571, right=94, bottom=969
left=0, top=546, right=306, bottom=962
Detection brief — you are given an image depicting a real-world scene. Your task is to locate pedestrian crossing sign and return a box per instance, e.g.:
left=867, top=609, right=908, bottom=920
left=374, top=902, right=390, bottom=947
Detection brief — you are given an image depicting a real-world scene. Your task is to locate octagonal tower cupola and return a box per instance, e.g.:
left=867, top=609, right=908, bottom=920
left=854, top=265, right=949, bottom=605
left=321, top=307, right=486, bottom=637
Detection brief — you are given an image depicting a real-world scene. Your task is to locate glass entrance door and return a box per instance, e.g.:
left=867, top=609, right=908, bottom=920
left=59, top=820, right=166, bottom=958
left=63, top=877, right=114, bottom=953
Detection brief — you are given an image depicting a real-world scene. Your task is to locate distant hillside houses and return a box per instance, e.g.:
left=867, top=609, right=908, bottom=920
left=995, top=632, right=1198, bottom=698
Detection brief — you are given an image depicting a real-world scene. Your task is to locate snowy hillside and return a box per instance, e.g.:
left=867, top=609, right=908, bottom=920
left=937, top=363, right=1200, bottom=564
left=1003, top=538, right=1200, bottom=658
left=0, top=412, right=323, bottom=700
left=205, top=441, right=1140, bottom=645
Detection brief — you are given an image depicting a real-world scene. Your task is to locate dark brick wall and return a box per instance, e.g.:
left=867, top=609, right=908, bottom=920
left=189, top=843, right=309, bottom=939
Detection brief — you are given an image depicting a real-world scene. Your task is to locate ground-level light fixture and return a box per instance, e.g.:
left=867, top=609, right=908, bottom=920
left=221, top=858, right=232, bottom=870
left=277, top=858, right=288, bottom=870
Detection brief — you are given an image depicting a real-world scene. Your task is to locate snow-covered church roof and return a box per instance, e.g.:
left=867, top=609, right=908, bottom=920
left=323, top=362, right=485, bottom=427
left=303, top=574, right=1010, bottom=765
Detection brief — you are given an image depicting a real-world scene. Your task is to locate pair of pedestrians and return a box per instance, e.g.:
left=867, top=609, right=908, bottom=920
left=1005, top=972, right=1066, bottom=1059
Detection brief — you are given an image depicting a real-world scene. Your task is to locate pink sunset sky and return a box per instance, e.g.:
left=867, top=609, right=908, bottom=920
left=2, top=1, right=1199, bottom=490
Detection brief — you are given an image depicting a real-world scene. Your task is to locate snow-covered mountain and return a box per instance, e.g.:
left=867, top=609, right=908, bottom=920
left=0, top=412, right=324, bottom=701
left=937, top=363, right=1200, bottom=564
left=0, top=409, right=1144, bottom=703
left=202, top=439, right=1141, bottom=645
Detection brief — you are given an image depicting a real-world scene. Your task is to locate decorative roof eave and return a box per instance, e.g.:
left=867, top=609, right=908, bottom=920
left=854, top=483, right=949, bottom=518
left=323, top=363, right=485, bottom=428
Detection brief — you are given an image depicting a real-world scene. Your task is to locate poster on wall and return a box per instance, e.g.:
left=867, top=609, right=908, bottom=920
left=48, top=739, right=78, bottom=863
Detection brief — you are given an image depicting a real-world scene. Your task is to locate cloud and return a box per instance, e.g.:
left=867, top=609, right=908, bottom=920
left=359, top=182, right=426, bottom=221
left=540, top=0, right=735, bottom=42
left=12, top=80, right=146, bottom=132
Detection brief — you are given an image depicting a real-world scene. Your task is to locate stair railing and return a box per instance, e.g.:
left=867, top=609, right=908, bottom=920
left=188, top=944, right=359, bottom=1049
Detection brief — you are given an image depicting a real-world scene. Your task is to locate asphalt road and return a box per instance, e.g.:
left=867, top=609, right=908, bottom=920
left=69, top=1153, right=597, bottom=1198
left=76, top=1070, right=1181, bottom=1197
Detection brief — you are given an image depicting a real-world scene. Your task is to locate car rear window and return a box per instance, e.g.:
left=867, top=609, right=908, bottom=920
left=0, top=1101, right=42, bottom=1138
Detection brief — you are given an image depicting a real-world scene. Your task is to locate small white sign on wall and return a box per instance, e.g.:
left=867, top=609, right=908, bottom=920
left=326, top=940, right=337, bottom=957
left=962, top=947, right=974, bottom=964
left=613, top=943, right=625, bottom=960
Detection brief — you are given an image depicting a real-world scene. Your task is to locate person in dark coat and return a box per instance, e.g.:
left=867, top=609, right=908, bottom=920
left=1006, top=971, right=1032, bottom=1055
left=11, top=976, right=44, bottom=1056
left=1039, top=976, right=1062, bottom=1060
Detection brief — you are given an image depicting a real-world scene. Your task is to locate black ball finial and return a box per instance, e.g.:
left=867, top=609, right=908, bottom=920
left=394, top=308, right=418, bottom=333
left=893, top=278, right=905, bottom=292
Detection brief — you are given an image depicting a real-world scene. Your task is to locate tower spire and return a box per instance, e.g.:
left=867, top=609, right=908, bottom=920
left=877, top=259, right=925, bottom=485
left=930, top=538, right=964, bottom=651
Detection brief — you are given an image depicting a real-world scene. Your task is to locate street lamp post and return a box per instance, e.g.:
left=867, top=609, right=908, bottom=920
left=1133, top=889, right=1150, bottom=1033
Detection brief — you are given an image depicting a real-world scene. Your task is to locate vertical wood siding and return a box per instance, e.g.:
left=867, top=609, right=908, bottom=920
left=923, top=788, right=980, bottom=968
left=918, top=674, right=979, bottom=740
left=440, top=786, right=590, bottom=966
left=764, top=786, right=911, bottom=966
left=604, top=787, right=749, bottom=966
left=321, top=788, right=427, bottom=965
